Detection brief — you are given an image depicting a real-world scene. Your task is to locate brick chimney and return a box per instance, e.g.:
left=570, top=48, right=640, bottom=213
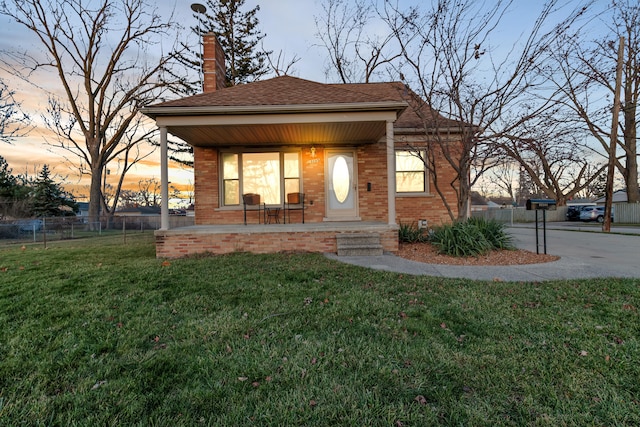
left=202, top=33, right=226, bottom=93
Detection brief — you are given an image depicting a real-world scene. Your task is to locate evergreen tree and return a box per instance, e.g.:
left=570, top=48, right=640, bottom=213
left=29, top=165, right=78, bottom=217
left=0, top=155, right=17, bottom=219
left=0, top=155, right=16, bottom=198
left=185, top=0, right=271, bottom=90
left=167, top=0, right=272, bottom=166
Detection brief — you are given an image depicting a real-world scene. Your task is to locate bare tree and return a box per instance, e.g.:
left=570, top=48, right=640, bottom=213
left=315, top=0, right=401, bottom=83
left=118, top=177, right=179, bottom=208
left=0, top=0, right=190, bottom=228
left=499, top=136, right=606, bottom=206
left=544, top=0, right=639, bottom=202
left=0, top=78, right=29, bottom=143
left=485, top=160, right=520, bottom=203
left=264, top=47, right=301, bottom=77
left=494, top=105, right=607, bottom=205
left=377, top=0, right=594, bottom=219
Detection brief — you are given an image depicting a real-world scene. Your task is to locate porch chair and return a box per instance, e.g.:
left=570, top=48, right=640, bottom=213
left=243, top=193, right=263, bottom=225
left=284, top=192, right=305, bottom=224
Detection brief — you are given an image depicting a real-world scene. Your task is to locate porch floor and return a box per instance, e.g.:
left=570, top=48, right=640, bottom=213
left=155, top=222, right=399, bottom=258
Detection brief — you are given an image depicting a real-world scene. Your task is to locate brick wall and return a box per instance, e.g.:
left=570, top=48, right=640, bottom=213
left=300, top=146, right=325, bottom=223
left=193, top=146, right=222, bottom=223
left=357, top=143, right=389, bottom=221
left=156, top=228, right=399, bottom=258
left=203, top=33, right=226, bottom=92
left=394, top=134, right=460, bottom=226
left=191, top=134, right=460, bottom=226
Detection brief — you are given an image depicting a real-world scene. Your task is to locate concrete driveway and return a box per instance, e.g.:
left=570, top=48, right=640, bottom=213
left=330, top=223, right=640, bottom=282
left=508, top=224, right=640, bottom=280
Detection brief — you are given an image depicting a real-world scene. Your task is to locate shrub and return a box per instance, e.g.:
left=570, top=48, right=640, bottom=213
left=430, top=221, right=493, bottom=257
left=467, top=217, right=515, bottom=250
left=398, top=222, right=429, bottom=243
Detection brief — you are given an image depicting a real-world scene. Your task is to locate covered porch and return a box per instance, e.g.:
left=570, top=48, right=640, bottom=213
left=155, top=222, right=399, bottom=259
left=141, top=73, right=410, bottom=259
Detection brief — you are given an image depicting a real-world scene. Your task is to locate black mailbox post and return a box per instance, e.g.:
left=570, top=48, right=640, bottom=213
left=526, top=199, right=556, bottom=254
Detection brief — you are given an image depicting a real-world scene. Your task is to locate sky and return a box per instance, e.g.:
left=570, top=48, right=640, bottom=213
left=0, top=0, right=608, bottom=204
left=0, top=0, right=331, bottom=204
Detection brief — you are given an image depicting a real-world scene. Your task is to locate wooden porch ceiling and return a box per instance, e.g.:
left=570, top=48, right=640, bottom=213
left=166, top=120, right=388, bottom=147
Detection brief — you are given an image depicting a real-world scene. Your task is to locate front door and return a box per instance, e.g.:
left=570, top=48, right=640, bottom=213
left=325, top=150, right=358, bottom=220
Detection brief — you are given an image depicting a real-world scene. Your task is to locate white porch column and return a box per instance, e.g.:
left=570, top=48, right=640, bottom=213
left=160, top=126, right=170, bottom=230
left=386, top=120, right=396, bottom=225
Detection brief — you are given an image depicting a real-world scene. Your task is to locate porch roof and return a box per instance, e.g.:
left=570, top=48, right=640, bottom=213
left=142, top=76, right=411, bottom=147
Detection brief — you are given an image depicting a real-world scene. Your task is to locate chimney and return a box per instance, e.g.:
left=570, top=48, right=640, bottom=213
left=202, top=33, right=226, bottom=93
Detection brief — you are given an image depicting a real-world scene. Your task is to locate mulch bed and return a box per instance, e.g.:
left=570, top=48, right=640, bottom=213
left=397, top=243, right=560, bottom=266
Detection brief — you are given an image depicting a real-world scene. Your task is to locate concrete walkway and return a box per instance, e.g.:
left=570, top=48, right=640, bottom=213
left=328, top=223, right=640, bottom=282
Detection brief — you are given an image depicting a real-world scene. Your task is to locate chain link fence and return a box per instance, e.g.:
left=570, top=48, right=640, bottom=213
left=0, top=215, right=194, bottom=247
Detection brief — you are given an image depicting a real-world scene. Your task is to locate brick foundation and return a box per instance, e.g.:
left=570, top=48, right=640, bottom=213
left=155, top=225, right=399, bottom=259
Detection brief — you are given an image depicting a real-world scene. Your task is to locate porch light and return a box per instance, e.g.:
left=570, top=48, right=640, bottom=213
left=310, top=146, right=316, bottom=158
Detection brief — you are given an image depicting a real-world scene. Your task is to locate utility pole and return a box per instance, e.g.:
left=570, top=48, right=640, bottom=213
left=603, top=36, right=624, bottom=232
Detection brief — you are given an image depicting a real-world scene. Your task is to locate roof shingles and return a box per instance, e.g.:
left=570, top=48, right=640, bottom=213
left=154, top=76, right=397, bottom=107
left=149, top=75, right=463, bottom=130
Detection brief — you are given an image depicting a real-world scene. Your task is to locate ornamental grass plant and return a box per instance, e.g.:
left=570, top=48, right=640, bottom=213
left=398, top=222, right=429, bottom=243
left=429, top=218, right=514, bottom=257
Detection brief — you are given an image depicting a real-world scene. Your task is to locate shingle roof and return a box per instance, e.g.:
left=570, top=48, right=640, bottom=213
left=154, top=76, right=398, bottom=107
left=149, top=75, right=463, bottom=131
left=332, top=82, right=461, bottom=129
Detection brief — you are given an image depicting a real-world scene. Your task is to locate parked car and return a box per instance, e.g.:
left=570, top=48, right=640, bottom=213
left=579, top=206, right=614, bottom=223
left=566, top=205, right=590, bottom=221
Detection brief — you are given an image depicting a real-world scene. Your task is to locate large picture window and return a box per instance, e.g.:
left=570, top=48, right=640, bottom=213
left=395, top=150, right=427, bottom=193
left=221, top=151, right=300, bottom=206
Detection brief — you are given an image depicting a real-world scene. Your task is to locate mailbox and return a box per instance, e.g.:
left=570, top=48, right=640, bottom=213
left=526, top=199, right=556, bottom=211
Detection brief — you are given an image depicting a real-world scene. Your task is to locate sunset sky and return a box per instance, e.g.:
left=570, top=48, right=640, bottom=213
left=0, top=0, right=607, bottom=204
left=0, top=0, right=329, bottom=204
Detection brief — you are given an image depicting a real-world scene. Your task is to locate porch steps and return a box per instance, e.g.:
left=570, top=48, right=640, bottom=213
left=336, top=233, right=383, bottom=256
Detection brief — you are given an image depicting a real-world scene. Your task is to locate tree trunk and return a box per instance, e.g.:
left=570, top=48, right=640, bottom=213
left=88, top=165, right=103, bottom=231
left=624, top=100, right=638, bottom=202
left=626, top=152, right=639, bottom=202
left=457, top=172, right=471, bottom=221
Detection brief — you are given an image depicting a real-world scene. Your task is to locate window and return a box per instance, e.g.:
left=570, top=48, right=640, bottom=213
left=395, top=150, right=427, bottom=193
left=222, top=153, right=239, bottom=205
left=221, top=151, right=300, bottom=206
left=284, top=152, right=300, bottom=196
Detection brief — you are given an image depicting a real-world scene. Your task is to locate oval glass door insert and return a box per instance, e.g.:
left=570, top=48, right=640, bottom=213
left=332, top=155, right=350, bottom=203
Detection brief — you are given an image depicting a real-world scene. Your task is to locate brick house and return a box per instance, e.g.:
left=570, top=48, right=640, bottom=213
left=142, top=34, right=463, bottom=258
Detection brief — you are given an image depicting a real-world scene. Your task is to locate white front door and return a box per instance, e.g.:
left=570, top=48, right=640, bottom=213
left=325, top=150, right=358, bottom=220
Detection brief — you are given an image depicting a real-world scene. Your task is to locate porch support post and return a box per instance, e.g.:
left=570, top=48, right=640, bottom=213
left=386, top=120, right=396, bottom=225
left=160, top=126, right=170, bottom=230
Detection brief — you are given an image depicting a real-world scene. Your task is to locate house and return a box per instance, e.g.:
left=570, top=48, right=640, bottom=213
left=142, top=34, right=465, bottom=258
left=593, top=190, right=637, bottom=204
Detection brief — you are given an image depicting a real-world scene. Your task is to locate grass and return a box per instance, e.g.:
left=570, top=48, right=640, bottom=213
left=0, top=234, right=639, bottom=426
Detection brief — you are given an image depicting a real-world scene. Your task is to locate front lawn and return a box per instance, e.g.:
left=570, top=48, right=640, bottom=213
left=0, top=234, right=638, bottom=425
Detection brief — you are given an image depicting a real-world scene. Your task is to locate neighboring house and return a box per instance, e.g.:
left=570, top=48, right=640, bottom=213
left=593, top=190, right=636, bottom=204
left=470, top=191, right=489, bottom=212
left=142, top=34, right=466, bottom=258
left=566, top=198, right=595, bottom=206
left=76, top=202, right=89, bottom=219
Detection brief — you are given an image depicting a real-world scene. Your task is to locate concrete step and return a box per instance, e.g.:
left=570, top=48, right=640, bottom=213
left=336, top=232, right=383, bottom=256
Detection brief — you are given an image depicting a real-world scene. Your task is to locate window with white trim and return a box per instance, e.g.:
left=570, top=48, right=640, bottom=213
left=395, top=150, right=427, bottom=193
left=221, top=151, right=301, bottom=206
